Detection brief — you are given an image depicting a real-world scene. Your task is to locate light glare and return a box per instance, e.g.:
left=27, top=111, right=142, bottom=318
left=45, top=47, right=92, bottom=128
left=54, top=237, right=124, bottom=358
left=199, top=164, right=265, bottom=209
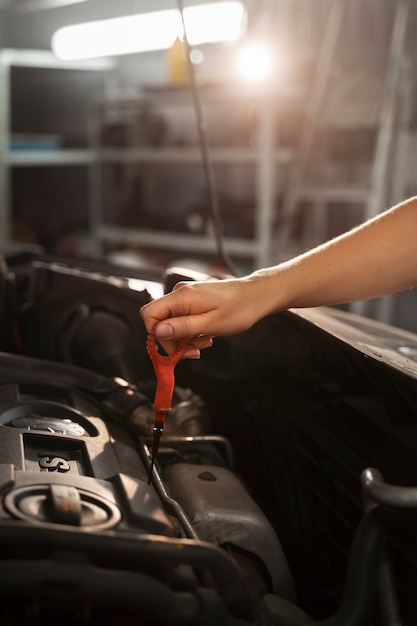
left=236, top=42, right=274, bottom=82
left=190, top=49, right=205, bottom=65
left=52, top=2, right=245, bottom=61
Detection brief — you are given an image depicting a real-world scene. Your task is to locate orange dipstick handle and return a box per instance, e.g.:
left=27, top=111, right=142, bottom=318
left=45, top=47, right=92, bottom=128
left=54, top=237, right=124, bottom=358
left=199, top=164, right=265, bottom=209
left=146, top=333, right=187, bottom=482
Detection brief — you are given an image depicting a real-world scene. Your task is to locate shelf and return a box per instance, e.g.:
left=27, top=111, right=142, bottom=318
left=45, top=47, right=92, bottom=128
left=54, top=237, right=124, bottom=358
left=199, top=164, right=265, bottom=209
left=140, top=81, right=305, bottom=107
left=6, top=148, right=97, bottom=166
left=97, top=224, right=259, bottom=258
left=0, top=48, right=115, bottom=72
left=0, top=49, right=296, bottom=267
left=0, top=48, right=117, bottom=246
left=90, top=83, right=293, bottom=269
left=97, top=146, right=293, bottom=165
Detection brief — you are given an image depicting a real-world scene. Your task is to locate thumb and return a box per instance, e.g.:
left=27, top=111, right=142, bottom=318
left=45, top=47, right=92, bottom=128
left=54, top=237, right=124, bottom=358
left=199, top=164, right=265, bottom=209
left=152, top=317, right=209, bottom=359
left=153, top=321, right=176, bottom=339
left=153, top=315, right=204, bottom=341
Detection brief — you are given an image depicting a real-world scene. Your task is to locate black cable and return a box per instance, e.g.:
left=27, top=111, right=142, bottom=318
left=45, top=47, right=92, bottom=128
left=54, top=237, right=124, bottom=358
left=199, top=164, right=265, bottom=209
left=176, top=0, right=238, bottom=277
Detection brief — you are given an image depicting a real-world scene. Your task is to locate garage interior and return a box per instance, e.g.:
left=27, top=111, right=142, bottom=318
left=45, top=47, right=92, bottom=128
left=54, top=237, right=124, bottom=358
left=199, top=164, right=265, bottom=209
left=1, top=3, right=417, bottom=626
left=1, top=0, right=417, bottom=330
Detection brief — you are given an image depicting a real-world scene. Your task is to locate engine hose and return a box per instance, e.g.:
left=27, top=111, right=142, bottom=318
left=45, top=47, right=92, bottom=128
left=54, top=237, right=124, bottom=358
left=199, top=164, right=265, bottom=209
left=362, top=467, right=417, bottom=510
left=0, top=524, right=255, bottom=620
left=360, top=467, right=410, bottom=626
left=316, top=465, right=417, bottom=626
left=60, top=305, right=141, bottom=385
left=376, top=555, right=404, bottom=626
left=0, top=350, right=121, bottom=393
left=0, top=351, right=149, bottom=416
left=0, top=559, right=200, bottom=626
left=316, top=507, right=384, bottom=626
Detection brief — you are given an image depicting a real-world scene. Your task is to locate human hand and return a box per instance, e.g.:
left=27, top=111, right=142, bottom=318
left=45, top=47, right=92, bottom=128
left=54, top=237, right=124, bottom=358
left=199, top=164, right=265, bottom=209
left=139, top=277, right=261, bottom=358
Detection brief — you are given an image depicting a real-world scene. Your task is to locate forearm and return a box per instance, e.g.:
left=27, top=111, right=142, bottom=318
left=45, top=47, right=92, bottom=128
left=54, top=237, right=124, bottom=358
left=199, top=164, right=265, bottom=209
left=140, top=197, right=417, bottom=350
left=248, top=196, right=417, bottom=318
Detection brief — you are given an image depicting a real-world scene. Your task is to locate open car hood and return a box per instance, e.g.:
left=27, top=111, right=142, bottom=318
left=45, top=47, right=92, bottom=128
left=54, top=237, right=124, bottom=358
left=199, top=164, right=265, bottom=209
left=294, top=305, right=417, bottom=380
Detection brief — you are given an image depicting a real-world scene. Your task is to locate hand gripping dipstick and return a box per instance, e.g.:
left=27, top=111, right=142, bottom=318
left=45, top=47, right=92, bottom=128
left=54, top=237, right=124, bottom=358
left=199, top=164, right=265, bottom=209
left=146, top=333, right=187, bottom=483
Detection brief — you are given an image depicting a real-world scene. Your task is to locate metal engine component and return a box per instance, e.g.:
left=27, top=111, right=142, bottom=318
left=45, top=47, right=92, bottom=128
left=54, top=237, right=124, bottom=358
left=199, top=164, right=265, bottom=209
left=0, top=348, right=294, bottom=625
left=162, top=462, right=295, bottom=600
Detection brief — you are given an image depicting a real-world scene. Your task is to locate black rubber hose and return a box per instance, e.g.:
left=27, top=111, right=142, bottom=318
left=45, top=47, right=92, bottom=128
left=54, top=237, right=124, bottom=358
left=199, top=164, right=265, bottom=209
left=61, top=305, right=141, bottom=385
left=376, top=556, right=404, bottom=626
left=316, top=465, right=417, bottom=626
left=362, top=467, right=417, bottom=510
left=0, top=350, right=122, bottom=395
left=317, top=507, right=384, bottom=626
left=0, top=351, right=149, bottom=419
left=0, top=524, right=255, bottom=619
left=0, top=559, right=200, bottom=626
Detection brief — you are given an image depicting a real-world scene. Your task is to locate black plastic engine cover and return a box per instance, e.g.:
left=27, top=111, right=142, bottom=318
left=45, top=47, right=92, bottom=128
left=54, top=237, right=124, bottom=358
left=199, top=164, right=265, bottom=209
left=0, top=379, right=173, bottom=539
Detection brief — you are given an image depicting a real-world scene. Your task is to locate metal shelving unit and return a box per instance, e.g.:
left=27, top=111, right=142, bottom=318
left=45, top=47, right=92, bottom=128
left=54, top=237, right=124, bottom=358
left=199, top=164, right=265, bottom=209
left=0, top=48, right=116, bottom=246
left=90, top=83, right=302, bottom=270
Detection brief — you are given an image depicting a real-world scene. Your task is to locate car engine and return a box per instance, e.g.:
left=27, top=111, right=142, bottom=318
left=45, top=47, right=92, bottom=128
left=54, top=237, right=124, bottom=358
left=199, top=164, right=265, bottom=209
left=0, top=250, right=417, bottom=626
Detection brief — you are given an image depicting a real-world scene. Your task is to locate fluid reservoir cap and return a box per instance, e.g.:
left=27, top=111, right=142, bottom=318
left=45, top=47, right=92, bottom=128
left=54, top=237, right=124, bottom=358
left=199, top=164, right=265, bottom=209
left=46, top=484, right=82, bottom=525
left=4, top=484, right=121, bottom=530
left=12, top=415, right=85, bottom=437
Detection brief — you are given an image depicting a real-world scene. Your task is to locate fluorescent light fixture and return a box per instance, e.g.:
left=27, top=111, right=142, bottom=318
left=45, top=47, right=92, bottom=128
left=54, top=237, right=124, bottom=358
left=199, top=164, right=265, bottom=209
left=0, top=0, right=87, bottom=10
left=52, top=2, right=245, bottom=61
left=52, top=10, right=180, bottom=59
left=185, top=2, right=244, bottom=45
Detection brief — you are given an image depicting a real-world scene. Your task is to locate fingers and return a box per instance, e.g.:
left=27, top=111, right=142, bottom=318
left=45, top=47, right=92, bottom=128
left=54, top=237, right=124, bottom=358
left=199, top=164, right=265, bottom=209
left=139, top=277, right=252, bottom=359
left=152, top=315, right=207, bottom=342
left=157, top=333, right=213, bottom=360
left=139, top=285, right=197, bottom=336
left=192, top=335, right=214, bottom=350
left=140, top=285, right=215, bottom=358
left=140, top=281, right=218, bottom=340
left=184, top=334, right=213, bottom=358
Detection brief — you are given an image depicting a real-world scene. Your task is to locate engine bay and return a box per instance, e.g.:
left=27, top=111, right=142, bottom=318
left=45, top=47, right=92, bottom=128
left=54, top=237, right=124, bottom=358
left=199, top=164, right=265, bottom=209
left=1, top=250, right=417, bottom=625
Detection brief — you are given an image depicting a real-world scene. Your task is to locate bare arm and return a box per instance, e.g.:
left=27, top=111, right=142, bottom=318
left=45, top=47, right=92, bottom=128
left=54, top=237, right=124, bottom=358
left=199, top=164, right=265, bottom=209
left=140, top=197, right=417, bottom=356
left=253, top=195, right=417, bottom=314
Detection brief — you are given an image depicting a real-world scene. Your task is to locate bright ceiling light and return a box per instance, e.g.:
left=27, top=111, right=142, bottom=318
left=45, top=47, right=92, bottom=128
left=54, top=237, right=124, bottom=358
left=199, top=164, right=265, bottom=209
left=52, top=10, right=180, bottom=59
left=52, top=2, right=245, bottom=61
left=235, top=41, right=275, bottom=82
left=185, top=2, right=244, bottom=45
